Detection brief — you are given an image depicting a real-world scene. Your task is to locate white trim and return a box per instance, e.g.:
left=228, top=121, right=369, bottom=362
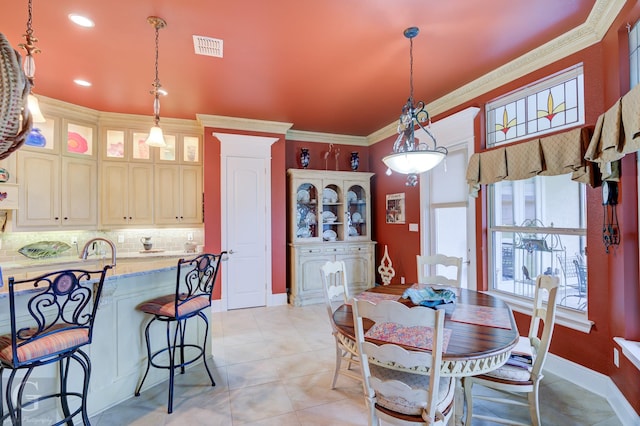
left=489, top=291, right=594, bottom=333
left=614, top=337, right=640, bottom=372
left=545, top=353, right=639, bottom=426
left=198, top=114, right=292, bottom=135
left=286, top=130, right=368, bottom=146
left=216, top=133, right=277, bottom=311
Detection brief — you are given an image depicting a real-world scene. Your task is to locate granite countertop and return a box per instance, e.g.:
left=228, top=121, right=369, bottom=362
left=0, top=250, right=201, bottom=292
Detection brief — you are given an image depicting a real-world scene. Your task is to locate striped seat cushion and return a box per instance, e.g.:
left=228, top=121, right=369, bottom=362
left=0, top=326, right=89, bottom=364
left=370, top=364, right=455, bottom=416
left=137, top=294, right=210, bottom=318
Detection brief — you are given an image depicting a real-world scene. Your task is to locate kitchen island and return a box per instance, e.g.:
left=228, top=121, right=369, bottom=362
left=0, top=251, right=213, bottom=418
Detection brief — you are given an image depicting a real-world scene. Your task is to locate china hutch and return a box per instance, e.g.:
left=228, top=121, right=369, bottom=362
left=288, top=169, right=376, bottom=306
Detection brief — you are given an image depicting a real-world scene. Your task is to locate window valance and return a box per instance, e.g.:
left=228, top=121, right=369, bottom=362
left=466, top=127, right=594, bottom=197
left=584, top=82, right=640, bottom=181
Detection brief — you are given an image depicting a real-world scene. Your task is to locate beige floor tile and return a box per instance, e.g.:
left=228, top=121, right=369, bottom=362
left=294, top=398, right=369, bottom=425
left=282, top=370, right=360, bottom=411
left=229, top=382, right=295, bottom=424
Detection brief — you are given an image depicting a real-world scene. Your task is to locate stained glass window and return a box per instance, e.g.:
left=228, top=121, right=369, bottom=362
left=486, top=64, right=584, bottom=147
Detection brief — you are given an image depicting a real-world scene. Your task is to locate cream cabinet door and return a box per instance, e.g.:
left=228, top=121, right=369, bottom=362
left=101, top=162, right=153, bottom=226
left=17, top=151, right=60, bottom=227
left=154, top=165, right=181, bottom=224
left=179, top=166, right=203, bottom=224
left=154, top=165, right=202, bottom=225
left=61, top=157, right=97, bottom=227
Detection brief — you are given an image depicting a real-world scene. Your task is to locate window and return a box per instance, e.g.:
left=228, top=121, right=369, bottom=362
left=489, top=175, right=587, bottom=311
left=486, top=64, right=585, bottom=147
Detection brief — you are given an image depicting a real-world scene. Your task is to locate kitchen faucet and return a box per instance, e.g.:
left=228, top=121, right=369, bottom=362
left=80, top=237, right=117, bottom=267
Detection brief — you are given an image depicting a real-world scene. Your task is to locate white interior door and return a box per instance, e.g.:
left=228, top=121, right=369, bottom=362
left=419, top=107, right=479, bottom=289
left=217, top=133, right=276, bottom=310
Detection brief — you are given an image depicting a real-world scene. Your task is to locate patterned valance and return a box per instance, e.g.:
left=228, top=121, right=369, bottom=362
left=466, top=127, right=594, bottom=197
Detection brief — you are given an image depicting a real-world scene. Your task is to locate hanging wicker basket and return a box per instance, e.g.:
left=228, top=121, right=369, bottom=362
left=0, top=32, right=31, bottom=160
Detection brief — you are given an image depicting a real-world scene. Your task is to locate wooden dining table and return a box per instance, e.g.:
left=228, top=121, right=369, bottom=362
left=333, top=284, right=520, bottom=377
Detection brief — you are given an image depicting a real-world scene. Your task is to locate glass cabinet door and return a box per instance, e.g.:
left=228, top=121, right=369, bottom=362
left=346, top=184, right=367, bottom=239
left=296, top=183, right=319, bottom=240
left=321, top=184, right=342, bottom=241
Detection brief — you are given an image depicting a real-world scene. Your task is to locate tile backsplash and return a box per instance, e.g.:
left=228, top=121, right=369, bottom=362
left=0, top=228, right=204, bottom=264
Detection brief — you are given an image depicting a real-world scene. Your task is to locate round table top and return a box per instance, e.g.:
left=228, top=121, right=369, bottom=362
left=333, top=284, right=519, bottom=368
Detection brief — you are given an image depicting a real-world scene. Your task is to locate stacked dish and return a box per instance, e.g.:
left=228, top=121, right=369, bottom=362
left=323, top=229, right=337, bottom=241
left=322, top=211, right=337, bottom=223
left=323, top=188, right=338, bottom=203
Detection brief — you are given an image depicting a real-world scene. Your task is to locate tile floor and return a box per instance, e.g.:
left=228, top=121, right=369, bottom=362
left=91, top=304, right=621, bottom=425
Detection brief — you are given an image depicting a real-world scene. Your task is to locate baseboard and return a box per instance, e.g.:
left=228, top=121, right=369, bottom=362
left=268, top=293, right=288, bottom=306
left=545, top=353, right=639, bottom=425
left=211, top=292, right=288, bottom=312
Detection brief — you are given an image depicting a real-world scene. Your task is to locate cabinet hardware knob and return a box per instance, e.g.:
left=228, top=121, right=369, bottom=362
left=63, top=217, right=68, bottom=220
left=54, top=217, right=59, bottom=220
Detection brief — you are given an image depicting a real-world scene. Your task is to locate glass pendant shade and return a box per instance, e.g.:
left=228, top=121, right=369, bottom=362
left=145, top=126, right=166, bottom=147
left=382, top=150, right=445, bottom=175
left=27, top=93, right=45, bottom=123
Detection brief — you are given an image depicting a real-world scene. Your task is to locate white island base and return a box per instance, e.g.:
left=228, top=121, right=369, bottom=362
left=0, top=257, right=212, bottom=421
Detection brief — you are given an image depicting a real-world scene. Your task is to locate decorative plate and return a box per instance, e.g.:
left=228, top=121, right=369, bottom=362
left=352, top=212, right=362, bottom=223
left=349, top=226, right=359, bottom=236
left=67, top=131, right=88, bottom=153
left=323, top=188, right=338, bottom=203
left=0, top=168, right=9, bottom=182
left=323, top=229, right=337, bottom=241
left=305, top=211, right=317, bottom=224
left=322, top=211, right=336, bottom=222
left=296, top=227, right=311, bottom=238
left=347, top=190, right=357, bottom=203
left=18, top=241, right=72, bottom=259
left=297, top=189, right=310, bottom=203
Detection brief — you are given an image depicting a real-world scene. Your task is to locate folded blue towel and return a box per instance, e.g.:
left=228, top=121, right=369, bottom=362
left=402, top=287, right=456, bottom=308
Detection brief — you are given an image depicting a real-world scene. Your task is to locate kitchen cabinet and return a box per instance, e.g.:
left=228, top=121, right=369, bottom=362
left=16, top=151, right=97, bottom=229
left=287, top=169, right=375, bottom=306
left=100, top=162, right=154, bottom=226
left=154, top=165, right=203, bottom=225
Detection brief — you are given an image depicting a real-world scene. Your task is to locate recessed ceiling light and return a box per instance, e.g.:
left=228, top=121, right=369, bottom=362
left=74, top=79, right=92, bottom=87
left=69, top=14, right=94, bottom=28
left=158, top=88, right=168, bottom=96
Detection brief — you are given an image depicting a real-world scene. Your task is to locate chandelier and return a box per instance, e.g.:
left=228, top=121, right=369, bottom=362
left=19, top=0, right=45, bottom=123
left=145, top=16, right=167, bottom=147
left=382, top=27, right=447, bottom=187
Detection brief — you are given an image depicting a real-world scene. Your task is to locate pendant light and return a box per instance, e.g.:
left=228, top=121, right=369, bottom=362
left=145, top=16, right=167, bottom=147
left=19, top=0, right=45, bottom=123
left=382, top=27, right=447, bottom=186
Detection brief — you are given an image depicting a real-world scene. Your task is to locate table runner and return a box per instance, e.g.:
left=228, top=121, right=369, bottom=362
left=350, top=291, right=399, bottom=305
left=450, top=304, right=512, bottom=329
left=365, top=321, right=452, bottom=352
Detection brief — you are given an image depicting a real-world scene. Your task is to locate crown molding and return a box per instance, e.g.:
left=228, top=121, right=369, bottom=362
left=38, top=95, right=100, bottom=122
left=99, top=111, right=201, bottom=133
left=197, top=114, right=293, bottom=135
left=367, top=0, right=627, bottom=145
left=286, top=129, right=368, bottom=146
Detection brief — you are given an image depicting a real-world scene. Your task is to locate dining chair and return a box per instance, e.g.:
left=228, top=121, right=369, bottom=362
left=320, top=260, right=361, bottom=388
left=416, top=254, right=463, bottom=287
left=352, top=299, right=455, bottom=425
left=134, top=252, right=225, bottom=413
left=463, top=274, right=560, bottom=426
left=0, top=265, right=113, bottom=425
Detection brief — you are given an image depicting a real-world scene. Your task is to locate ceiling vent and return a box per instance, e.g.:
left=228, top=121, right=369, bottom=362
left=192, top=35, right=223, bottom=58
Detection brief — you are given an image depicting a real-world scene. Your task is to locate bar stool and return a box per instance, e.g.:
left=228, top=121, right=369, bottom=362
left=0, top=265, right=113, bottom=425
left=134, top=252, right=224, bottom=413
